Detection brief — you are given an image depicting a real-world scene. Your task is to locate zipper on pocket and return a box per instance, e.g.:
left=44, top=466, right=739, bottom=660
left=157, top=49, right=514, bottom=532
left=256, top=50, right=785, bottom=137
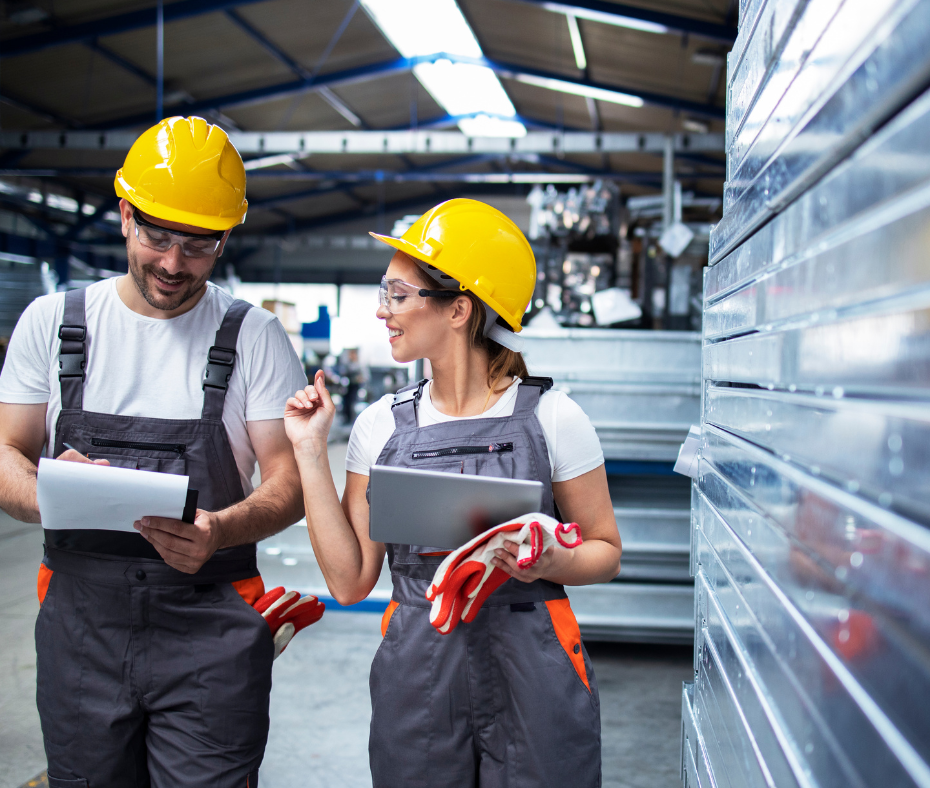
left=90, top=438, right=186, bottom=456
left=412, top=442, right=513, bottom=460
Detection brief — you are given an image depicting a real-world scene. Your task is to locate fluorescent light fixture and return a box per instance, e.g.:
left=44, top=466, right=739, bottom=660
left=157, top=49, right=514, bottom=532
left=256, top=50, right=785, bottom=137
left=361, top=0, right=526, bottom=137
left=244, top=153, right=303, bottom=171
left=541, top=2, right=668, bottom=35
left=458, top=114, right=528, bottom=138
left=566, top=14, right=587, bottom=70
left=515, top=74, right=644, bottom=108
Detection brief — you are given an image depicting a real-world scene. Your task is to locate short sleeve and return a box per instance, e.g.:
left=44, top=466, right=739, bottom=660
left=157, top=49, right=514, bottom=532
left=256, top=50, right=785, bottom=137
left=539, top=391, right=605, bottom=482
left=242, top=319, right=307, bottom=421
left=0, top=294, right=57, bottom=404
left=345, top=395, right=394, bottom=476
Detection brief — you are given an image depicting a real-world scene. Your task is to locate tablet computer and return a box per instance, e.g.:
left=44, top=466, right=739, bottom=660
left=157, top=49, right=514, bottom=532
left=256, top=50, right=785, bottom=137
left=369, top=465, right=544, bottom=549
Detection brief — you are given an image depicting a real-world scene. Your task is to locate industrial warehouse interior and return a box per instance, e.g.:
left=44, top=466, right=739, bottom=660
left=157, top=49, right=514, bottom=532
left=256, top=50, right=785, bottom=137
left=0, top=0, right=928, bottom=786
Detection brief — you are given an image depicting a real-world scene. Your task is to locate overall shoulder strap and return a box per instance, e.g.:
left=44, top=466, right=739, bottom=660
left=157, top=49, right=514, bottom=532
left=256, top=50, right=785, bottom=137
left=201, top=299, right=253, bottom=421
left=390, top=378, right=427, bottom=430
left=58, top=288, right=87, bottom=410
left=513, top=376, right=553, bottom=415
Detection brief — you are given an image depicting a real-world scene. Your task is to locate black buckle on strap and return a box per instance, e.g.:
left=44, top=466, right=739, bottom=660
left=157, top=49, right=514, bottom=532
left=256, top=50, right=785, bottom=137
left=392, top=379, right=427, bottom=408
left=58, top=325, right=86, bottom=342
left=58, top=352, right=85, bottom=379
left=202, top=345, right=235, bottom=391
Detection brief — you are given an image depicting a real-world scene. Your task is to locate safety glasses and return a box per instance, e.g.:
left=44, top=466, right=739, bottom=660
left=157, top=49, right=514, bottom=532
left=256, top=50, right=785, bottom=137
left=133, top=209, right=225, bottom=259
left=378, top=276, right=459, bottom=313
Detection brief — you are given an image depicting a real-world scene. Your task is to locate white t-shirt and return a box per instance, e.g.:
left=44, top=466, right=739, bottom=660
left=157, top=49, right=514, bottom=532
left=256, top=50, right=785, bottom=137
left=0, top=278, right=307, bottom=495
left=346, top=378, right=604, bottom=482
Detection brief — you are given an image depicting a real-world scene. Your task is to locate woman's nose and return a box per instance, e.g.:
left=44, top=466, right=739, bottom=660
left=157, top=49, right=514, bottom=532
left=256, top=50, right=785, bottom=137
left=376, top=304, right=392, bottom=319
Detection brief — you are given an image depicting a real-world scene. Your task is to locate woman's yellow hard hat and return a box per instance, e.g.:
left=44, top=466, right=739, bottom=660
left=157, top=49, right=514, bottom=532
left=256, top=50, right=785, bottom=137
left=115, top=116, right=248, bottom=231
left=370, top=199, right=536, bottom=346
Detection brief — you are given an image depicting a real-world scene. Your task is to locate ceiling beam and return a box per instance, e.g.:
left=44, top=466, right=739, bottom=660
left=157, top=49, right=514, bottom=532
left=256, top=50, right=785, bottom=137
left=499, top=0, right=736, bottom=44
left=0, top=0, right=268, bottom=60
left=0, top=128, right=725, bottom=154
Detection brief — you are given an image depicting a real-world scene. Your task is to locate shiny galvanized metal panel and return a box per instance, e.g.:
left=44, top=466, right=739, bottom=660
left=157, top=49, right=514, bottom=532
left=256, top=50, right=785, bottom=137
left=703, top=286, right=930, bottom=397
left=706, top=86, right=930, bottom=303
left=615, top=505, right=691, bottom=581
left=705, top=178, right=930, bottom=340
left=565, top=581, right=694, bottom=643
left=704, top=387, right=930, bottom=524
left=726, top=0, right=815, bottom=155
left=699, top=427, right=930, bottom=780
left=710, top=0, right=930, bottom=262
left=559, top=381, right=701, bottom=461
left=683, top=681, right=719, bottom=788
left=522, top=329, right=701, bottom=384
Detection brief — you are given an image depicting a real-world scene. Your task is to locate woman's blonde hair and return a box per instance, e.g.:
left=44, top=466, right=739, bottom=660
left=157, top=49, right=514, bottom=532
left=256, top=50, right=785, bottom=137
left=414, top=267, right=528, bottom=394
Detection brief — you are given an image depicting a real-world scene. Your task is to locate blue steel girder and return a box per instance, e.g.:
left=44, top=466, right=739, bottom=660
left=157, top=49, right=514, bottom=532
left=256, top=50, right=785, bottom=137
left=0, top=0, right=268, bottom=60
left=499, top=0, right=736, bottom=44
left=97, top=52, right=723, bottom=130
left=98, top=55, right=417, bottom=129
left=224, top=8, right=311, bottom=80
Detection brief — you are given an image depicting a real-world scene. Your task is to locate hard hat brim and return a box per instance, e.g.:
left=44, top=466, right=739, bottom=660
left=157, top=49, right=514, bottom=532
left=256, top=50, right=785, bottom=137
left=115, top=172, right=247, bottom=232
left=369, top=230, right=523, bottom=333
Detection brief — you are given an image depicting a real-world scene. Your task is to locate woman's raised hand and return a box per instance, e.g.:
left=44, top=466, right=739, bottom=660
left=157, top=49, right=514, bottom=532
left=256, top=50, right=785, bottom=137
left=284, top=369, right=336, bottom=450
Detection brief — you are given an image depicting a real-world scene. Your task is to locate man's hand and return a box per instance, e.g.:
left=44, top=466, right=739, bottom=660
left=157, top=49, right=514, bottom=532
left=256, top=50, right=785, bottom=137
left=133, top=509, right=220, bottom=574
left=56, top=448, right=109, bottom=466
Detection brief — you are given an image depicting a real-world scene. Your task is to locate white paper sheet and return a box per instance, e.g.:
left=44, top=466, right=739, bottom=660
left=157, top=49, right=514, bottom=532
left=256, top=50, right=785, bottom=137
left=37, top=458, right=190, bottom=532
left=674, top=424, right=702, bottom=480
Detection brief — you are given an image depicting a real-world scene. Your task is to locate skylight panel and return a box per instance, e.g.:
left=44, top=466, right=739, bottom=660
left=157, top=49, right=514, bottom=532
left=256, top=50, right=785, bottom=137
left=361, top=0, right=526, bottom=137
left=541, top=2, right=669, bottom=35
left=516, top=74, right=645, bottom=108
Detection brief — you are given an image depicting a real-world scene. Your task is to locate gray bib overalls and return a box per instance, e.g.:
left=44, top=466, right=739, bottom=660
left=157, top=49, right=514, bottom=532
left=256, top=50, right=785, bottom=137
left=369, top=377, right=602, bottom=788
left=36, top=287, right=273, bottom=788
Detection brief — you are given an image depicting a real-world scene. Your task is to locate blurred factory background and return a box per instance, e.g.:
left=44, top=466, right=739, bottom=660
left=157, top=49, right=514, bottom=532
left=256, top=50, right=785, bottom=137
left=2, top=0, right=929, bottom=786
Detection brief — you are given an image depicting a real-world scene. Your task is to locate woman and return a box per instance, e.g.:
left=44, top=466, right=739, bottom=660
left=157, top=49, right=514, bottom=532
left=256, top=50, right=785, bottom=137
left=284, top=198, right=621, bottom=787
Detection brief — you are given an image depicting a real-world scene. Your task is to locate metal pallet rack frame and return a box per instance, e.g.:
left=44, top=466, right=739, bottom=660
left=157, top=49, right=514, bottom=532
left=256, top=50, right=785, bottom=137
left=682, top=0, right=930, bottom=784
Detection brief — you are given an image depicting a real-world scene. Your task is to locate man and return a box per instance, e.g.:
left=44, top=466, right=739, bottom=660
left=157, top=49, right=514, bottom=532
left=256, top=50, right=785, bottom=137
left=0, top=116, right=308, bottom=787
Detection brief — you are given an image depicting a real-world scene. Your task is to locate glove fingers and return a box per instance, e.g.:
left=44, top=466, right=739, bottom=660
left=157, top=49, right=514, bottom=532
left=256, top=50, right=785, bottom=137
left=272, top=622, right=296, bottom=660
left=263, top=590, right=301, bottom=628
left=283, top=597, right=326, bottom=632
left=253, top=586, right=286, bottom=615
left=555, top=521, right=583, bottom=548
left=462, top=568, right=510, bottom=624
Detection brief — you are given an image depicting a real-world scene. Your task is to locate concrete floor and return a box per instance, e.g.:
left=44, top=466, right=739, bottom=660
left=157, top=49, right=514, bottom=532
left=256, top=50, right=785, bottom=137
left=1, top=442, right=693, bottom=788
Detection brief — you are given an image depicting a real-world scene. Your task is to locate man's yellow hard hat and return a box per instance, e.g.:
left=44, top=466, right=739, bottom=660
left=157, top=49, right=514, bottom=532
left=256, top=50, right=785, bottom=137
left=115, top=116, right=248, bottom=231
left=370, top=198, right=535, bottom=336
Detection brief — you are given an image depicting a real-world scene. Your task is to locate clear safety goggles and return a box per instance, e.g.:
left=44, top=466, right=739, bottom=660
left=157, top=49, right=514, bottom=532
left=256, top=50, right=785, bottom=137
left=133, top=209, right=225, bottom=259
left=378, top=276, right=459, bottom=313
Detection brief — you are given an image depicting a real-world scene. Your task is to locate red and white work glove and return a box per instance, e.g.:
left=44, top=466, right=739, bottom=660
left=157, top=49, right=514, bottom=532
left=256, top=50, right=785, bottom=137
left=425, top=513, right=582, bottom=635
left=253, top=587, right=325, bottom=659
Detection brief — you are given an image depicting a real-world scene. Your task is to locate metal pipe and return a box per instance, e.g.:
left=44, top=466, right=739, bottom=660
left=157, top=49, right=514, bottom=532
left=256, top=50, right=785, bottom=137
left=662, top=134, right=674, bottom=230
left=156, top=0, right=164, bottom=123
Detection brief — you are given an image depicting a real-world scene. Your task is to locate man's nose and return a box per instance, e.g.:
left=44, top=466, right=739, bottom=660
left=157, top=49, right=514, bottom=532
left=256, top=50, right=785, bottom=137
left=158, top=243, right=186, bottom=273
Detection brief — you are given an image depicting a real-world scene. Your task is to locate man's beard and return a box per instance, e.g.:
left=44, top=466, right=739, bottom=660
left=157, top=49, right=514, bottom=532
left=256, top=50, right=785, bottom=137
left=127, top=245, right=216, bottom=312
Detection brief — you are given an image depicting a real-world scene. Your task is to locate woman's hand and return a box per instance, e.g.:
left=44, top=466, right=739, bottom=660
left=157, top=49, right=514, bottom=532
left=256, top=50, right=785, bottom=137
left=284, top=370, right=336, bottom=451
left=491, top=540, right=571, bottom=584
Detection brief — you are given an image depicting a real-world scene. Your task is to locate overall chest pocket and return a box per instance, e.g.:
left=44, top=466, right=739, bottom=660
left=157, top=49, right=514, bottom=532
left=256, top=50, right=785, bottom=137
left=83, top=437, right=188, bottom=475
left=409, top=441, right=516, bottom=479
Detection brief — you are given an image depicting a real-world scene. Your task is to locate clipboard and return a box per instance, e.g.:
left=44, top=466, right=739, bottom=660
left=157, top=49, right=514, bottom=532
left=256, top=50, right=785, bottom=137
left=182, top=489, right=199, bottom=524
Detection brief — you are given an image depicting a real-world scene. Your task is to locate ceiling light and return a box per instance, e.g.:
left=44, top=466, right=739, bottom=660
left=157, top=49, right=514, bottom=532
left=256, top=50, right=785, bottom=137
left=515, top=74, right=644, bottom=108
left=541, top=2, right=668, bottom=35
left=691, top=50, right=725, bottom=67
left=682, top=118, right=709, bottom=134
left=566, top=14, right=587, bottom=71
left=244, top=154, right=303, bottom=171
left=361, top=0, right=526, bottom=137
left=458, top=114, right=528, bottom=138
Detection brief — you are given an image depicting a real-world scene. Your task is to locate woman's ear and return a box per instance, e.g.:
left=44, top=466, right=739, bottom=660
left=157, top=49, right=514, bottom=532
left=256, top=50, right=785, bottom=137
left=448, top=294, right=473, bottom=328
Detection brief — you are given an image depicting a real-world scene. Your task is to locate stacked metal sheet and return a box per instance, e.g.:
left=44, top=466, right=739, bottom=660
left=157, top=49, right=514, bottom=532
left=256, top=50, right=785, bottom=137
left=0, top=260, right=52, bottom=368
left=683, top=0, right=930, bottom=784
left=522, top=328, right=701, bottom=643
